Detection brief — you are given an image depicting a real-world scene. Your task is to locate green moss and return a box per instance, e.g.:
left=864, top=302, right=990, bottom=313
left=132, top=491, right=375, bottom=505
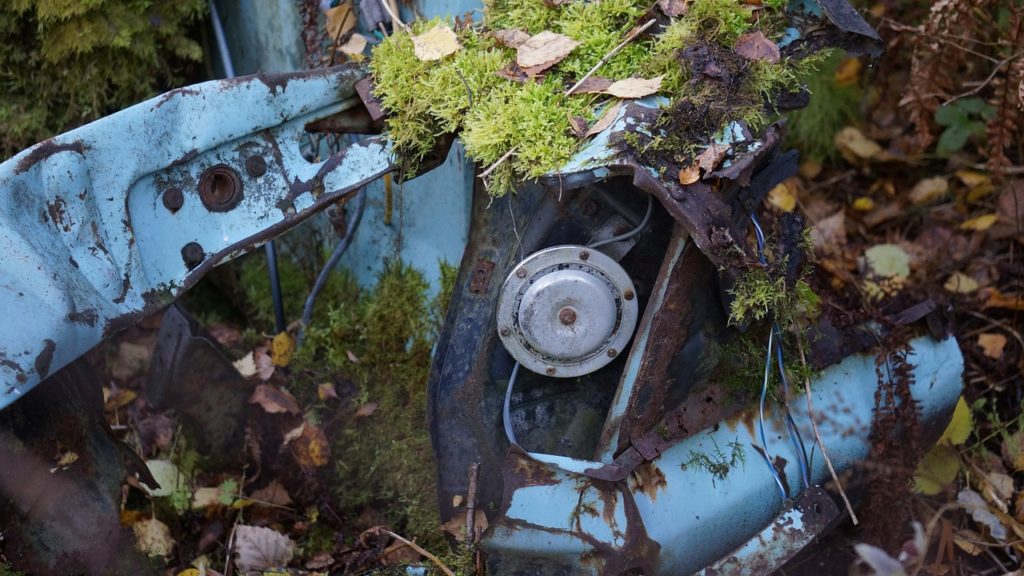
left=295, top=261, right=451, bottom=549
left=484, top=0, right=560, bottom=33
left=0, top=0, right=205, bottom=158
left=556, top=0, right=651, bottom=79
left=786, top=50, right=862, bottom=162
left=0, top=563, right=24, bottom=576
left=683, top=437, right=745, bottom=482
left=687, top=0, right=754, bottom=46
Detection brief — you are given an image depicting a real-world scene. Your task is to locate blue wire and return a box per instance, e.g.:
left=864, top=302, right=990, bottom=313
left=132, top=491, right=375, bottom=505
left=775, top=323, right=811, bottom=490
left=759, top=327, right=788, bottom=501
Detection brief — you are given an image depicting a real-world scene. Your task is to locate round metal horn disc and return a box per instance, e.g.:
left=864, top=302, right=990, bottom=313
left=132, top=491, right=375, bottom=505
left=496, top=245, right=638, bottom=378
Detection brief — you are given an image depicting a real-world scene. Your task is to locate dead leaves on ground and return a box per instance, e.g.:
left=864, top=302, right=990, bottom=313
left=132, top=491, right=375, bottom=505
left=412, top=25, right=461, bottom=61
left=516, top=30, right=579, bottom=74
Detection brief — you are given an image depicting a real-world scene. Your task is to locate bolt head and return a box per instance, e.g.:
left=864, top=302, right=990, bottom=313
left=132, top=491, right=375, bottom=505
left=500, top=327, right=511, bottom=337
left=606, top=348, right=617, bottom=358
left=515, top=267, right=527, bottom=279
left=245, top=155, right=267, bottom=177
left=161, top=187, right=184, bottom=212
left=181, top=242, right=205, bottom=269
left=579, top=250, right=590, bottom=261
left=623, top=289, right=635, bottom=301
left=545, top=367, right=556, bottom=376
left=558, top=307, right=577, bottom=326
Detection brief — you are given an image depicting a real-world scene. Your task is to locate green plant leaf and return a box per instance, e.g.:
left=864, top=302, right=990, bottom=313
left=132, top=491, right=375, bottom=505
left=938, top=396, right=973, bottom=446
left=934, top=103, right=965, bottom=127
left=937, top=123, right=971, bottom=155
left=913, top=444, right=960, bottom=495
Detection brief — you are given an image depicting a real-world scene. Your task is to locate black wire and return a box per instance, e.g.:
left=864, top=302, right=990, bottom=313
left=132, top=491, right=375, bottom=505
left=296, top=188, right=368, bottom=347
left=265, top=242, right=287, bottom=334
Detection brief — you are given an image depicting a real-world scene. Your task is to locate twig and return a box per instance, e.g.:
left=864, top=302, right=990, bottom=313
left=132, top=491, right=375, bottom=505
left=795, top=335, right=859, bottom=525
left=374, top=527, right=456, bottom=576
left=479, top=146, right=518, bottom=180
left=565, top=18, right=657, bottom=96
left=465, top=463, right=480, bottom=543
left=943, top=51, right=1024, bottom=106
left=378, top=0, right=408, bottom=31
left=972, top=163, right=1024, bottom=175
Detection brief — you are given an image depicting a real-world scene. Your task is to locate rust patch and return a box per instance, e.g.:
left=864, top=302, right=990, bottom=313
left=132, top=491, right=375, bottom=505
left=46, top=198, right=71, bottom=232
left=67, top=309, right=99, bottom=327
left=152, top=87, right=200, bottom=110
left=630, top=461, right=667, bottom=500
left=14, top=141, right=88, bottom=175
left=468, top=259, right=495, bottom=294
left=506, top=448, right=558, bottom=487
left=34, top=339, right=56, bottom=379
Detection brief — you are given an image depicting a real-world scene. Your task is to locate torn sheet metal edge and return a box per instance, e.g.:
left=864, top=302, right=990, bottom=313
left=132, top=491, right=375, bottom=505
left=482, top=335, right=963, bottom=575
left=0, top=65, right=393, bottom=409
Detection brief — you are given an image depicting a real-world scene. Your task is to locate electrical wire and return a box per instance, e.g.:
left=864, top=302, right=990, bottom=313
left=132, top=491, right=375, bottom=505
left=749, top=213, right=812, bottom=495
left=758, top=327, right=788, bottom=501
left=296, top=188, right=368, bottom=347
left=503, top=362, right=521, bottom=447
left=588, top=194, right=654, bottom=250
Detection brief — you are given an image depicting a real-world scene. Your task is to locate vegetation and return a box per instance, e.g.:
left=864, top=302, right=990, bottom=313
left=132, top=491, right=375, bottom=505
left=0, top=0, right=206, bottom=158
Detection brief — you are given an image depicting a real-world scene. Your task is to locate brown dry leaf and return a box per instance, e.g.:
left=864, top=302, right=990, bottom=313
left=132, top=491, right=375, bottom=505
left=496, top=62, right=529, bottom=82
left=799, top=159, right=822, bottom=179
left=1003, top=430, right=1024, bottom=472
left=811, top=210, right=846, bottom=254
left=355, top=402, right=379, bottom=418
left=440, top=510, right=490, bottom=542
left=586, top=101, right=622, bottom=137
left=572, top=76, right=614, bottom=94
left=768, top=182, right=797, bottom=212
left=250, top=480, right=293, bottom=507
left=326, top=2, right=355, bottom=41
left=978, top=333, right=1008, bottom=359
left=944, top=272, right=979, bottom=294
left=909, top=176, right=949, bottom=205
left=249, top=384, right=301, bottom=415
left=734, top=31, right=780, bottom=63
left=983, top=290, right=1024, bottom=311
left=306, top=552, right=335, bottom=570
left=658, top=0, right=688, bottom=17
left=412, top=25, right=462, bottom=62
left=134, top=517, right=174, bottom=558
left=255, top=345, right=275, bottom=380
left=678, top=164, right=701, bottom=185
left=104, top=387, right=137, bottom=412
left=835, top=127, right=882, bottom=163
left=317, top=382, right=339, bottom=401
left=50, top=450, right=78, bottom=473
left=346, top=350, right=360, bottom=364
left=517, top=31, right=579, bottom=70
left=271, top=332, right=294, bottom=367
left=382, top=540, right=421, bottom=565
left=960, top=213, right=999, bottom=231
left=234, top=525, right=295, bottom=572
left=110, top=341, right=152, bottom=381
left=601, top=76, right=663, bottom=99
left=997, top=181, right=1024, bottom=222
left=293, top=423, right=331, bottom=470
left=568, top=113, right=588, bottom=138
left=282, top=422, right=305, bottom=446
left=493, top=29, right=530, bottom=48
left=339, top=33, right=368, bottom=56
left=696, top=143, right=729, bottom=172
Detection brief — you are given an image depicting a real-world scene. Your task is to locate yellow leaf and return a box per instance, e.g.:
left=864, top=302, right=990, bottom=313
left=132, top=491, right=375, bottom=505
left=938, top=396, right=973, bottom=446
left=852, top=196, right=875, bottom=211
left=833, top=57, right=862, bottom=86
left=271, top=332, right=294, bottom=367
left=768, top=182, right=797, bottom=212
left=411, top=25, right=462, bottom=62
left=678, top=164, right=701, bottom=185
left=835, top=127, right=881, bottom=163
left=943, top=272, right=979, bottom=294
left=977, top=333, right=1007, bottom=359
left=960, top=213, right=998, bottom=231
left=909, top=176, right=949, bottom=205
left=177, top=570, right=201, bottom=576
left=913, top=443, right=960, bottom=495
left=956, top=169, right=993, bottom=201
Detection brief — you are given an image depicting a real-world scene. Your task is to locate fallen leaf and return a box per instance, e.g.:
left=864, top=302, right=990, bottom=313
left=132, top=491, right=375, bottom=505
left=134, top=517, right=174, bottom=558
left=249, top=384, right=301, bottom=415
left=412, top=25, right=462, bottom=62
left=734, top=31, right=780, bottom=63
left=768, top=182, right=797, bottom=212
left=104, top=387, right=137, bottom=412
left=852, top=197, right=875, bottom=211
left=496, top=62, right=529, bottom=82
left=944, top=272, right=979, bottom=294
left=865, top=244, right=910, bottom=279
left=572, top=76, right=614, bottom=94
left=255, top=346, right=275, bottom=380
left=955, top=169, right=993, bottom=201
left=833, top=57, right=861, bottom=86
left=326, top=2, right=355, bottom=41
left=234, top=525, right=295, bottom=571
left=811, top=210, right=846, bottom=254
left=568, top=113, right=588, bottom=138
left=440, top=509, right=490, bottom=542
left=909, top=176, right=949, bottom=205
left=696, top=142, right=729, bottom=172
left=799, top=159, right=822, bottom=179
left=960, top=213, right=998, bottom=231
left=853, top=543, right=906, bottom=576
left=110, top=341, right=152, bottom=381
left=658, top=0, right=688, bottom=17
left=346, top=350, right=360, bottom=364
left=144, top=460, right=184, bottom=498
left=997, top=180, right=1024, bottom=222
left=953, top=531, right=985, bottom=556
left=355, top=402, right=379, bottom=417
left=601, top=75, right=663, bottom=99
left=517, top=31, right=579, bottom=71
left=913, top=444, right=960, bottom=495
left=835, top=127, right=882, bottom=163
left=959, top=489, right=1008, bottom=541
left=1002, top=429, right=1024, bottom=472
left=234, top=351, right=258, bottom=378
left=292, top=423, right=331, bottom=470
left=493, top=29, right=530, bottom=48
left=977, top=333, right=1007, bottom=359
left=50, top=450, right=78, bottom=473
left=271, top=332, right=294, bottom=367
left=317, top=382, right=339, bottom=401
left=383, top=539, right=422, bottom=565
left=939, top=396, right=973, bottom=446
left=250, top=480, right=293, bottom=507
left=282, top=422, right=306, bottom=446
left=983, top=290, right=1024, bottom=311
left=306, top=552, right=335, bottom=570
left=987, top=472, right=1014, bottom=503
left=678, top=164, right=701, bottom=185
left=586, top=100, right=622, bottom=137
left=339, top=33, right=368, bottom=56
